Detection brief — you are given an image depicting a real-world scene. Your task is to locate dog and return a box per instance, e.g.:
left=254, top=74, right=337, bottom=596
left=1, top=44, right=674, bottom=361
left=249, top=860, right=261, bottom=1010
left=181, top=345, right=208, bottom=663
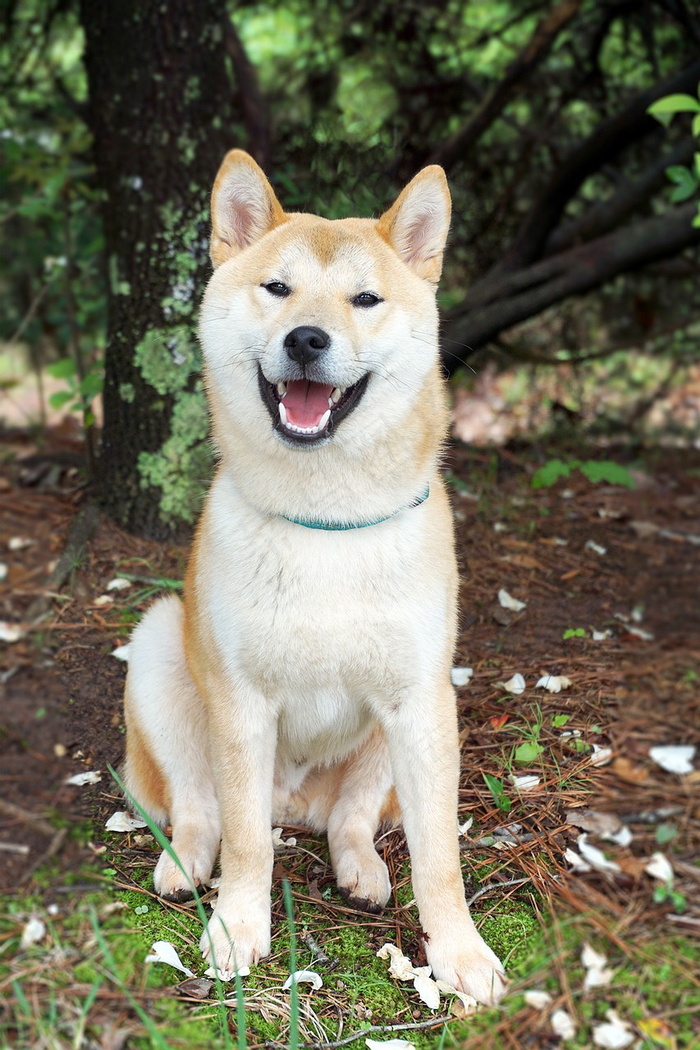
left=123, top=150, right=506, bottom=1005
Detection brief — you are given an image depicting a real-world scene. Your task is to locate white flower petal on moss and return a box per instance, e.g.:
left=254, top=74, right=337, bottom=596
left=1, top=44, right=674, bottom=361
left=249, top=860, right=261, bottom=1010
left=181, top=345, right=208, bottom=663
left=649, top=745, right=695, bottom=775
left=645, top=852, right=674, bottom=884
left=105, top=810, right=148, bottom=832
left=564, top=847, right=592, bottom=872
left=20, top=916, right=46, bottom=949
left=377, top=942, right=416, bottom=981
left=551, top=1008, right=577, bottom=1040
left=365, top=1040, right=415, bottom=1050
left=107, top=577, right=132, bottom=591
left=145, top=940, right=195, bottom=978
left=581, top=943, right=613, bottom=990
left=536, top=675, right=572, bottom=693
left=524, top=989, right=553, bottom=1010
left=283, top=969, right=323, bottom=991
left=502, top=673, right=526, bottom=695
left=451, top=667, right=473, bottom=687
left=65, top=770, right=102, bottom=786
left=592, top=1010, right=635, bottom=1049
left=577, top=834, right=621, bottom=873
left=498, top=589, right=526, bottom=611
left=204, top=964, right=249, bottom=980
left=271, top=827, right=297, bottom=849
left=412, top=967, right=440, bottom=1010
left=435, top=980, right=479, bottom=1015
left=111, top=644, right=130, bottom=662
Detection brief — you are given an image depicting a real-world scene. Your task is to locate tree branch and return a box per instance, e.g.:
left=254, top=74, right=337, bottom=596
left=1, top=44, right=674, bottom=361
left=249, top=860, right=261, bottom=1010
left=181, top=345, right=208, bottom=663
left=443, top=203, right=700, bottom=370
left=427, top=0, right=584, bottom=171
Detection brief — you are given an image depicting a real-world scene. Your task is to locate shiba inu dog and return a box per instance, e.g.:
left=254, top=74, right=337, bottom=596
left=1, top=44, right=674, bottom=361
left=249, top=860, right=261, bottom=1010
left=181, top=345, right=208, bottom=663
left=123, top=150, right=507, bottom=1005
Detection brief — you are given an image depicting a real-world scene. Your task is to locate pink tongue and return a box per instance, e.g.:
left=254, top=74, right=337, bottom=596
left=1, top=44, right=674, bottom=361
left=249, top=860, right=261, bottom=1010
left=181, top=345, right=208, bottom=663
left=283, top=380, right=334, bottom=427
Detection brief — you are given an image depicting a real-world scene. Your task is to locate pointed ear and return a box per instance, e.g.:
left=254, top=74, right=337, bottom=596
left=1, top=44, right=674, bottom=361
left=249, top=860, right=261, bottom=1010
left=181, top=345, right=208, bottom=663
left=210, top=149, right=287, bottom=267
left=376, top=166, right=451, bottom=283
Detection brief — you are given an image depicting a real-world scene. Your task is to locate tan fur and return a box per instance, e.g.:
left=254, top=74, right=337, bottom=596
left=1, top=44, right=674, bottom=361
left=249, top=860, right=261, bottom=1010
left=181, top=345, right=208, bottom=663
left=122, top=152, right=506, bottom=1003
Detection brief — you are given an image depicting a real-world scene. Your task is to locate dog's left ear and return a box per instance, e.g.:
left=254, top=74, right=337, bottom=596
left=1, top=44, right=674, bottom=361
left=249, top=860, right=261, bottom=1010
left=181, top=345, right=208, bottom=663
left=376, top=166, right=451, bottom=283
left=210, top=149, right=287, bottom=267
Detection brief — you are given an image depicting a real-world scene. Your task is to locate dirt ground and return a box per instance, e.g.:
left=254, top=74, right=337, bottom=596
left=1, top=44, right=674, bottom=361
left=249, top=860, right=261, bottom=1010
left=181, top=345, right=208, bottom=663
left=1, top=425, right=699, bottom=1043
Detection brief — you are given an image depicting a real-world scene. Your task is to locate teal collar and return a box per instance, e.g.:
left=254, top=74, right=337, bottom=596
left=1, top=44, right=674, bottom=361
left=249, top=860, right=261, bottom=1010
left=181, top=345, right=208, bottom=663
left=281, top=485, right=430, bottom=531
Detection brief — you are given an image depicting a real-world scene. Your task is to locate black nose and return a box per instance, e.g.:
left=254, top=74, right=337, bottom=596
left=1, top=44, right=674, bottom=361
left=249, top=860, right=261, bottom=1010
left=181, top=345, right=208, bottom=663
left=283, top=326, right=330, bottom=366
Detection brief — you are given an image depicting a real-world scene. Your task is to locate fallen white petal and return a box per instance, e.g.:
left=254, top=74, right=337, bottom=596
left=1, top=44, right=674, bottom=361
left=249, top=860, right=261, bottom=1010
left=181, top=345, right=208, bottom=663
left=111, top=645, right=130, bottom=662
left=204, top=963, right=249, bottom=980
left=592, top=629, right=612, bottom=641
left=615, top=618, right=654, bottom=641
left=503, top=673, right=526, bottom=695
left=451, top=666, right=473, bottom=687
left=145, top=940, right=195, bottom=977
left=498, top=589, right=526, bottom=611
left=536, top=675, right=572, bottom=693
left=458, top=817, right=474, bottom=835
left=366, top=1041, right=415, bottom=1050
left=377, top=942, right=416, bottom=981
left=65, top=770, right=102, bottom=786
left=551, top=1008, right=577, bottom=1040
left=107, top=577, right=132, bottom=591
left=578, top=834, right=621, bottom=873
left=0, top=622, right=24, bottom=643
left=581, top=943, right=613, bottom=990
left=105, top=810, right=148, bottom=832
left=271, top=827, right=297, bottom=849
left=412, top=967, right=440, bottom=1010
left=435, top=980, right=479, bottom=1015
left=585, top=540, right=607, bottom=556
left=607, top=825, right=632, bottom=847
left=8, top=536, right=33, bottom=551
left=649, top=745, right=695, bottom=775
left=645, top=851, right=674, bottom=883
left=0, top=562, right=8, bottom=581
left=21, top=916, right=46, bottom=949
left=510, top=774, right=541, bottom=792
left=564, top=847, right=592, bottom=872
left=592, top=1010, right=635, bottom=1049
left=590, top=744, right=613, bottom=767
left=93, top=595, right=113, bottom=607
left=524, top=989, right=552, bottom=1010
left=283, top=969, right=323, bottom=991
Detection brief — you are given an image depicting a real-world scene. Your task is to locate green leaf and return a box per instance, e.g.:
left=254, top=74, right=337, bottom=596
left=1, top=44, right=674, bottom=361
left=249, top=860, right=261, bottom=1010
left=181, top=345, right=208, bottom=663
left=666, top=165, right=698, bottom=203
left=48, top=390, right=74, bottom=409
left=79, top=372, right=104, bottom=399
left=655, top=822, right=678, bottom=845
left=531, top=459, right=572, bottom=489
left=693, top=115, right=700, bottom=138
left=483, top=773, right=511, bottom=813
left=648, top=94, right=700, bottom=127
left=514, top=741, right=544, bottom=764
left=563, top=627, right=586, bottom=639
left=551, top=714, right=570, bottom=728
left=47, top=358, right=77, bottom=380
left=578, top=460, right=635, bottom=488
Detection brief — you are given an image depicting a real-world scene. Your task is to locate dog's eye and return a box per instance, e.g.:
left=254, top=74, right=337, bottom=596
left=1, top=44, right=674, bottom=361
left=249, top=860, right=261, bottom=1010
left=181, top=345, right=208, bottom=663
left=352, top=292, right=383, bottom=308
left=262, top=281, right=291, bottom=298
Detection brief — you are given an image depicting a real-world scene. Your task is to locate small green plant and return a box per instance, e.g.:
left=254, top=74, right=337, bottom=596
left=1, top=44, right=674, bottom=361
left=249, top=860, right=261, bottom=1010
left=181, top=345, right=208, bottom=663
left=652, top=883, right=687, bottom=913
left=532, top=458, right=635, bottom=489
left=648, top=87, right=700, bottom=227
left=47, top=356, right=103, bottom=426
left=483, top=773, right=511, bottom=813
left=562, top=627, right=586, bottom=640
left=551, top=714, right=570, bottom=728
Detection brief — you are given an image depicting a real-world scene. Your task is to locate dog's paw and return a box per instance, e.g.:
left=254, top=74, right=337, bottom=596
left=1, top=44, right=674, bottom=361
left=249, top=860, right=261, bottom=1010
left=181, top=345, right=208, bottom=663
left=425, top=926, right=507, bottom=1006
left=335, top=850, right=392, bottom=914
left=153, top=848, right=213, bottom=902
left=199, top=907, right=271, bottom=978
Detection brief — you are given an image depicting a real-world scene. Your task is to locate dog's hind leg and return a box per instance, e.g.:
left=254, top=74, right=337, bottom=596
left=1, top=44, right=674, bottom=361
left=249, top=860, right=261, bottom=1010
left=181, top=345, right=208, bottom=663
left=323, top=729, right=397, bottom=913
left=123, top=596, right=220, bottom=901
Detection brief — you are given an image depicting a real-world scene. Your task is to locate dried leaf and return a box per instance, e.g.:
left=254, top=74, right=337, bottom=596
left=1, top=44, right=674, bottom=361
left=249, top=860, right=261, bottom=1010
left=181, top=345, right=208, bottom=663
left=283, top=969, right=323, bottom=991
left=105, top=810, right=148, bottom=832
left=611, top=757, right=648, bottom=784
left=145, top=941, right=195, bottom=977
left=637, top=1018, right=676, bottom=1049
left=175, top=977, right=213, bottom=999
left=649, top=745, right=695, bottom=775
left=498, top=589, right=526, bottom=611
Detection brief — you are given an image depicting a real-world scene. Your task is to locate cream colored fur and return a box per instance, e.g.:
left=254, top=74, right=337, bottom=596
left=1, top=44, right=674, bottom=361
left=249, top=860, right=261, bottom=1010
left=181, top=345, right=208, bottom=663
left=123, top=150, right=507, bottom=1005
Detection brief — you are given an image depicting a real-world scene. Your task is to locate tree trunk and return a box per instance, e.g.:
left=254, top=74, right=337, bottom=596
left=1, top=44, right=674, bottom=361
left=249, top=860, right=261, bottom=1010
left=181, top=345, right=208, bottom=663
left=80, top=0, right=242, bottom=536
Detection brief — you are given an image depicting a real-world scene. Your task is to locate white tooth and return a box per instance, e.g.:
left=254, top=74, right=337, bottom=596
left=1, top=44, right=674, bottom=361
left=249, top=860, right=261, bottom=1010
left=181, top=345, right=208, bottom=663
left=277, top=382, right=287, bottom=398
left=318, top=409, right=330, bottom=430
left=331, top=387, right=343, bottom=404
left=279, top=402, right=287, bottom=425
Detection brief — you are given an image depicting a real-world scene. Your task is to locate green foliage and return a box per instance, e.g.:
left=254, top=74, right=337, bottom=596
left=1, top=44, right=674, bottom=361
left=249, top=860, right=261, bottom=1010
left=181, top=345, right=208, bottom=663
left=482, top=772, right=511, bottom=813
left=46, top=355, right=103, bottom=425
left=562, top=628, right=586, bottom=639
left=648, top=87, right=700, bottom=226
left=531, top=459, right=635, bottom=490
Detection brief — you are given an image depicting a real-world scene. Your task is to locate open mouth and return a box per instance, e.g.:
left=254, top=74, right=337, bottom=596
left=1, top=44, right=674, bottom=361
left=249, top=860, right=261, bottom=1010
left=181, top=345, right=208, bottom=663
left=258, top=365, right=370, bottom=444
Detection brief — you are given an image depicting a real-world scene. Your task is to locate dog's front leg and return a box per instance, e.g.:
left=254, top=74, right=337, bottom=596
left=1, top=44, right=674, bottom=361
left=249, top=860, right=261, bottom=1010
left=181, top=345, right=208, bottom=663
left=386, top=686, right=507, bottom=1005
left=199, top=681, right=277, bottom=978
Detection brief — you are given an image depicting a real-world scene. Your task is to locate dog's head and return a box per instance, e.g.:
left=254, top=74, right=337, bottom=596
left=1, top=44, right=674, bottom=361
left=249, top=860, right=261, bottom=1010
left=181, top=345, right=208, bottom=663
left=200, top=150, right=451, bottom=461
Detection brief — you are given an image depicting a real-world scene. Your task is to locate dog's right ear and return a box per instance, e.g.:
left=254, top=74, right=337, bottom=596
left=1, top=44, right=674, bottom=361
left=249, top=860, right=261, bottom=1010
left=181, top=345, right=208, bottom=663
left=210, top=150, right=287, bottom=268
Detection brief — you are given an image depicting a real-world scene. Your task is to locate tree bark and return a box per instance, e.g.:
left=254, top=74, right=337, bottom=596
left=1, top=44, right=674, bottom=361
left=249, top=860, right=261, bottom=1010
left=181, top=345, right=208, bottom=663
left=80, top=0, right=242, bottom=536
